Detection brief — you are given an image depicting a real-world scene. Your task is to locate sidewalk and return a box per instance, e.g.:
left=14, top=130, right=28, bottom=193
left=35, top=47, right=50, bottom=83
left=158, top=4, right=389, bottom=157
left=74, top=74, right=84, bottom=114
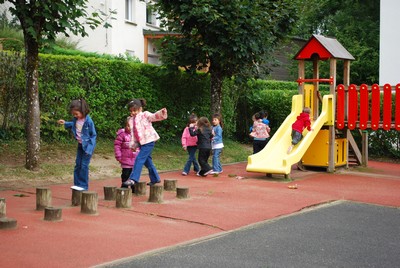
left=1, top=161, right=399, bottom=267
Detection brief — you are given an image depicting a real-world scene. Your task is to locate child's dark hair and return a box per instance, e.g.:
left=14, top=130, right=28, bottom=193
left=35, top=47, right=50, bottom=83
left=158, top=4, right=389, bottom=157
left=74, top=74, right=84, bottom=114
left=197, top=116, right=211, bottom=131
left=303, top=107, right=311, bottom=114
left=212, top=113, right=223, bottom=128
left=259, top=110, right=268, bottom=118
left=187, top=113, right=198, bottom=127
left=254, top=112, right=262, bottom=120
left=69, top=98, right=90, bottom=116
left=128, top=98, right=146, bottom=111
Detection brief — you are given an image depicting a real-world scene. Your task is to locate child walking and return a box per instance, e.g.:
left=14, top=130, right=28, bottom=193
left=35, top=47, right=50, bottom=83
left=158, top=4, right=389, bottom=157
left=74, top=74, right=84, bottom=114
left=250, top=112, right=270, bottom=154
left=287, top=107, right=312, bottom=154
left=189, top=117, right=213, bottom=177
left=126, top=98, right=168, bottom=186
left=114, top=118, right=139, bottom=192
left=211, top=113, right=224, bottom=174
left=58, top=98, right=97, bottom=191
left=181, top=114, right=200, bottom=176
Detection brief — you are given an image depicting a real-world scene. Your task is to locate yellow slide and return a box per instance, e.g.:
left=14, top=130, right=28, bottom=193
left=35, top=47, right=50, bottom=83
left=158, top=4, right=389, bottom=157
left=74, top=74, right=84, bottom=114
left=246, top=94, right=334, bottom=175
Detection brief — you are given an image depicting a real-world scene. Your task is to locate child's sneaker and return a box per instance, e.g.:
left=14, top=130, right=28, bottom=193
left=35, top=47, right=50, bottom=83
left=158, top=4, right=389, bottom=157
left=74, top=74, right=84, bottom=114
left=181, top=172, right=188, bottom=176
left=287, top=145, right=294, bottom=154
left=123, top=180, right=135, bottom=186
left=204, top=169, right=213, bottom=176
left=71, top=185, right=85, bottom=191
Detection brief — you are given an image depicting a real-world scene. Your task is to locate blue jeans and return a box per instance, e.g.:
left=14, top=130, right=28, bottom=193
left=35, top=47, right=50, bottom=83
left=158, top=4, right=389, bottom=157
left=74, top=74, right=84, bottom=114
left=129, top=142, right=160, bottom=183
left=212, top=148, right=223, bottom=172
left=74, top=144, right=92, bottom=190
left=183, top=146, right=200, bottom=173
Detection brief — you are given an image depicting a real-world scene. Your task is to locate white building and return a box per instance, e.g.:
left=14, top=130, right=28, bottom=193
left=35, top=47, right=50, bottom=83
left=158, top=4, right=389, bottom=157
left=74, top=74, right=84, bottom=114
left=379, top=0, right=400, bottom=85
left=68, top=0, right=164, bottom=64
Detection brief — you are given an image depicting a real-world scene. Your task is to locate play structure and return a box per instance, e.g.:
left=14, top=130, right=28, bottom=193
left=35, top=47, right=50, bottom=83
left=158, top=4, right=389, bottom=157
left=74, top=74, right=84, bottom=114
left=246, top=34, right=400, bottom=177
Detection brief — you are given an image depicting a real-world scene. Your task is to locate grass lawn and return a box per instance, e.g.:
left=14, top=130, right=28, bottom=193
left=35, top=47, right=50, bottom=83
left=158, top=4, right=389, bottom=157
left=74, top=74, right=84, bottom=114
left=0, top=139, right=253, bottom=190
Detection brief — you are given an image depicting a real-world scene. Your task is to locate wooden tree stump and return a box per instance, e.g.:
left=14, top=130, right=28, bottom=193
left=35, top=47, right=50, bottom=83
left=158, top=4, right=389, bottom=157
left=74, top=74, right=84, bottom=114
left=71, top=189, right=82, bottom=206
left=134, top=182, right=147, bottom=196
left=116, top=188, right=132, bottom=208
left=44, top=207, right=62, bottom=221
left=148, top=185, right=163, bottom=203
left=0, top=198, right=6, bottom=218
left=103, top=186, right=117, bottom=201
left=0, top=218, right=17, bottom=230
left=164, top=179, right=177, bottom=191
left=80, top=191, right=98, bottom=215
left=36, top=187, right=51, bottom=211
left=176, top=187, right=189, bottom=199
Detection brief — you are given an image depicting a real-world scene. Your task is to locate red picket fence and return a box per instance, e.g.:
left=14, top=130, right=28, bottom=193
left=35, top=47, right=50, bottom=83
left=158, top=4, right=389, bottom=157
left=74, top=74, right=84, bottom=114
left=336, top=83, right=400, bottom=131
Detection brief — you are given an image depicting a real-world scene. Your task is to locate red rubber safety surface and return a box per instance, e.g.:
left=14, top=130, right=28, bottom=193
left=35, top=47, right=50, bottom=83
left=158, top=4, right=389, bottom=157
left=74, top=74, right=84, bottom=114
left=1, top=161, right=400, bottom=268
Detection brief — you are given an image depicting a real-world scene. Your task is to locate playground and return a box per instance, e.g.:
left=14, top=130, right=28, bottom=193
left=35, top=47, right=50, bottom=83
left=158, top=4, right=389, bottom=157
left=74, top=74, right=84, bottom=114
left=247, top=34, right=400, bottom=177
left=1, top=34, right=400, bottom=267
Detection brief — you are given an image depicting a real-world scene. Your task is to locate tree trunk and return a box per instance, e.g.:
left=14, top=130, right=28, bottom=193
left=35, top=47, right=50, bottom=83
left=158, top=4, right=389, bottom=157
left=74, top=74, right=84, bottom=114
left=210, top=69, right=223, bottom=115
left=24, top=36, right=41, bottom=170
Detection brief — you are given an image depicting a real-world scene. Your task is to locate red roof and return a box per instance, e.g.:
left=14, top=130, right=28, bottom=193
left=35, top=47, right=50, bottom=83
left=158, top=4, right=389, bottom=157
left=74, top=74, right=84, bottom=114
left=294, top=34, right=355, bottom=61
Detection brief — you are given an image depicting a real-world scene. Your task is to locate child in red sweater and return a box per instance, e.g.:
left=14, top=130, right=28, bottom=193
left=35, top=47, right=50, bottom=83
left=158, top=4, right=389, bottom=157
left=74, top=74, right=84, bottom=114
left=287, top=107, right=313, bottom=154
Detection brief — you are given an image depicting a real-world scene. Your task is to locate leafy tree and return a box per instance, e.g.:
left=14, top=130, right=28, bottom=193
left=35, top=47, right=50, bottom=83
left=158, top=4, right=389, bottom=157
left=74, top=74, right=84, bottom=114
left=0, top=0, right=115, bottom=170
left=291, top=0, right=379, bottom=85
left=154, top=0, right=297, bottom=114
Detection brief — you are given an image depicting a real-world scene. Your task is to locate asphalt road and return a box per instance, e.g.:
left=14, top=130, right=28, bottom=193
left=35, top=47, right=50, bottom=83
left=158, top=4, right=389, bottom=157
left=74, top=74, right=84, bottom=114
left=105, top=201, right=400, bottom=268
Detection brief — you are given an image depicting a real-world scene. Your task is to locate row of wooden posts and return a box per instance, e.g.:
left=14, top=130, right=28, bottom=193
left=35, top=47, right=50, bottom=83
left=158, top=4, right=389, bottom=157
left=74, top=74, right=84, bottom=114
left=0, top=179, right=189, bottom=230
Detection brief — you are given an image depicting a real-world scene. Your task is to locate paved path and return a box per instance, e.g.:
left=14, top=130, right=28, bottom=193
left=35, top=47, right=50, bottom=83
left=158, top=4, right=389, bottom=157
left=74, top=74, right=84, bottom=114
left=1, top=161, right=399, bottom=267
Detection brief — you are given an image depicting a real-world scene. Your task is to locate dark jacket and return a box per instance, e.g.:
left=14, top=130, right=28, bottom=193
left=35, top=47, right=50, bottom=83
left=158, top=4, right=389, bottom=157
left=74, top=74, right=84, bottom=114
left=189, top=126, right=213, bottom=149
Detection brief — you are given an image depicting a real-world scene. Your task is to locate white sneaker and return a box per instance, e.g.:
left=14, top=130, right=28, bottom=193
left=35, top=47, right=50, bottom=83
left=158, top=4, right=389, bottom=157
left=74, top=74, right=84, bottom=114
left=71, top=185, right=85, bottom=191
left=123, top=180, right=135, bottom=186
left=204, top=170, right=213, bottom=176
left=181, top=172, right=188, bottom=176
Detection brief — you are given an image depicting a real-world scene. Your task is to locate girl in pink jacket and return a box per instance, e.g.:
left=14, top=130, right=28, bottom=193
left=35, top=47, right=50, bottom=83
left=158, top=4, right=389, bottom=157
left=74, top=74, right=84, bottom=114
left=181, top=114, right=200, bottom=176
left=114, top=119, right=138, bottom=191
left=127, top=98, right=168, bottom=186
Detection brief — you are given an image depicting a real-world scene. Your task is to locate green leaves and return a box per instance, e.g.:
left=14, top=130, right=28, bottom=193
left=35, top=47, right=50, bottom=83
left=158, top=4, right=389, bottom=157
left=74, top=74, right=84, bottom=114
left=155, top=0, right=298, bottom=79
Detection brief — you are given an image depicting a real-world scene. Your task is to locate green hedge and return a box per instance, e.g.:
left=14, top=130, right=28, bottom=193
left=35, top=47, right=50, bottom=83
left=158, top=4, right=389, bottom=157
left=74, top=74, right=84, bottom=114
left=0, top=52, right=330, bottom=142
left=1, top=52, right=398, bottom=159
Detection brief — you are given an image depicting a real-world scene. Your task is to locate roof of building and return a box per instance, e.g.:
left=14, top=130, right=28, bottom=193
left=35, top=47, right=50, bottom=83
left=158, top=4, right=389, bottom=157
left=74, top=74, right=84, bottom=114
left=294, top=34, right=355, bottom=61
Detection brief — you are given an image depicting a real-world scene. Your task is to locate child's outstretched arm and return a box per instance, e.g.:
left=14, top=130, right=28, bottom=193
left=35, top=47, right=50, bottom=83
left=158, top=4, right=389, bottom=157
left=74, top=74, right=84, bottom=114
left=146, top=108, right=168, bottom=122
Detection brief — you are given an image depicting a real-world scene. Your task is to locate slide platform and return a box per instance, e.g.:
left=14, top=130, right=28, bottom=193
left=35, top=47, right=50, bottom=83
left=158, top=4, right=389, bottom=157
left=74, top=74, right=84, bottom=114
left=246, top=94, right=334, bottom=175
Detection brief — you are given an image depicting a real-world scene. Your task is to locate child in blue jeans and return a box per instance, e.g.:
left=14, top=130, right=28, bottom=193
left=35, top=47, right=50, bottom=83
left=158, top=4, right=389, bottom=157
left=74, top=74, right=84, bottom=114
left=181, top=114, right=200, bottom=176
left=58, top=98, right=97, bottom=191
left=211, top=113, right=224, bottom=174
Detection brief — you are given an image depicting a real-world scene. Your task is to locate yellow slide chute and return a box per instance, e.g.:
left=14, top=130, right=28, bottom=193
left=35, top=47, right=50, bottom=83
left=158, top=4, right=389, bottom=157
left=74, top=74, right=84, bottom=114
left=246, top=94, right=333, bottom=175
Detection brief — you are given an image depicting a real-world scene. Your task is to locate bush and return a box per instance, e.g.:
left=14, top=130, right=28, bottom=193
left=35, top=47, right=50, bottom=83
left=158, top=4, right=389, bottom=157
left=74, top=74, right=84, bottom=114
left=0, top=52, right=398, bottom=160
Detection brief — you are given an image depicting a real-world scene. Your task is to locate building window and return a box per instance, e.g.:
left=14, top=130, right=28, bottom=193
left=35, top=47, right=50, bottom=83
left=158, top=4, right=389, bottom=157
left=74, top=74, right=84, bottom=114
left=146, top=1, right=157, bottom=26
left=125, top=0, right=135, bottom=22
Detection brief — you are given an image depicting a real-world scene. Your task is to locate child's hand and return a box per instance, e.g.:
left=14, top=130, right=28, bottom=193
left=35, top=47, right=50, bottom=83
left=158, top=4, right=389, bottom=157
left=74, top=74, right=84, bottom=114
left=57, top=119, right=65, bottom=125
left=189, top=123, right=196, bottom=128
left=182, top=146, right=187, bottom=151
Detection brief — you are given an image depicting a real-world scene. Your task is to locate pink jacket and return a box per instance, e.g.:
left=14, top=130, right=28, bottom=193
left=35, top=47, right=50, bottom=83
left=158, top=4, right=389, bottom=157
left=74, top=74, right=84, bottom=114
left=251, top=120, right=270, bottom=139
left=129, top=108, right=168, bottom=148
left=114, top=128, right=138, bottom=168
left=181, top=126, right=198, bottom=147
